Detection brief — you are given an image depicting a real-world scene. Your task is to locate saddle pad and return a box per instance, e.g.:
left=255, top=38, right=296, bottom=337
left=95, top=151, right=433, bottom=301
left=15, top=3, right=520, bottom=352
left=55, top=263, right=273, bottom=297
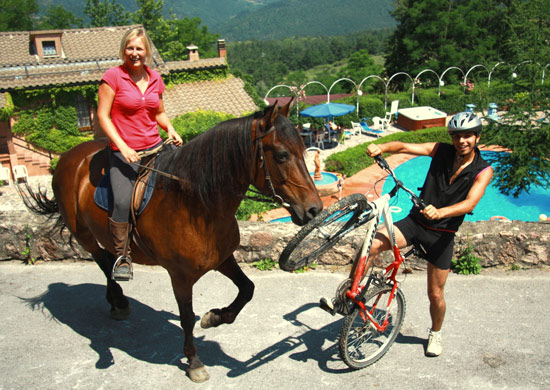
left=94, top=170, right=156, bottom=216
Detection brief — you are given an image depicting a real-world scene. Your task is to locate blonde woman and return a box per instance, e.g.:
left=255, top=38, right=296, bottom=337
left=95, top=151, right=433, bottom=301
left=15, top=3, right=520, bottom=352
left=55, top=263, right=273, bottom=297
left=97, top=27, right=183, bottom=280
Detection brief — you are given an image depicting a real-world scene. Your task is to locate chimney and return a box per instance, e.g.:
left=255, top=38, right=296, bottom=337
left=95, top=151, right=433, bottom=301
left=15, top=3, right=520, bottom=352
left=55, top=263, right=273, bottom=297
left=187, top=43, right=199, bottom=61
left=217, top=39, right=226, bottom=58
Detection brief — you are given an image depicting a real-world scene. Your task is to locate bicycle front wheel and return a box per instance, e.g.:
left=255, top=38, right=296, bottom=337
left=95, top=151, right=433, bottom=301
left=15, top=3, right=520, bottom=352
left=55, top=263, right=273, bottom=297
left=279, top=193, right=369, bottom=271
left=338, top=286, right=406, bottom=370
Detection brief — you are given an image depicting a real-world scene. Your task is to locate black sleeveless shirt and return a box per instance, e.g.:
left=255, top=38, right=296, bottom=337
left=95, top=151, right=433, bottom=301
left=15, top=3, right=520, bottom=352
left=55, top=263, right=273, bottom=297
left=410, top=143, right=491, bottom=232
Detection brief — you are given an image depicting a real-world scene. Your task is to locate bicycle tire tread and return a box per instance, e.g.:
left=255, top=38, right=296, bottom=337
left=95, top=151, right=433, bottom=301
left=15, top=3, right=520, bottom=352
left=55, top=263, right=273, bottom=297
left=279, top=193, right=368, bottom=271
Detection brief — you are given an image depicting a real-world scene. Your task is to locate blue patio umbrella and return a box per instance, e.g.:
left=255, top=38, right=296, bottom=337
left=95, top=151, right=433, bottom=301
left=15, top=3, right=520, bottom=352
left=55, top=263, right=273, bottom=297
left=300, top=102, right=355, bottom=118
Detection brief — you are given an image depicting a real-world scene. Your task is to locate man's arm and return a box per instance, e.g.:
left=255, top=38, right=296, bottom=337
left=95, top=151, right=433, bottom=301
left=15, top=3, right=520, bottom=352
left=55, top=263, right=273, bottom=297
left=421, top=167, right=494, bottom=220
left=367, top=141, right=438, bottom=158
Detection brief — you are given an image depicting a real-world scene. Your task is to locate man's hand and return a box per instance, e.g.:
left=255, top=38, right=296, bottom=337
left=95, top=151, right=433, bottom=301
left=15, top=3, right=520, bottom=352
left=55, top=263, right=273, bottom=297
left=420, top=204, right=443, bottom=220
left=366, top=144, right=383, bottom=157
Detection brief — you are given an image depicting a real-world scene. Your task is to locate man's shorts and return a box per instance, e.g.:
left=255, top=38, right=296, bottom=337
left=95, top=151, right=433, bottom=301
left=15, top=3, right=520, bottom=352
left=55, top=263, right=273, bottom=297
left=394, top=216, right=455, bottom=270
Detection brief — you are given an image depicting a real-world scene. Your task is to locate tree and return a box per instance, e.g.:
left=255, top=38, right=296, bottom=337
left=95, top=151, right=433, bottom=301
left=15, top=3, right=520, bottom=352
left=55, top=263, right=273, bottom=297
left=481, top=0, right=550, bottom=197
left=483, top=91, right=550, bottom=197
left=385, top=0, right=507, bottom=75
left=84, top=0, right=131, bottom=27
left=337, top=50, right=384, bottom=92
left=0, top=0, right=38, bottom=31
left=37, top=5, right=84, bottom=30
left=151, top=16, right=219, bottom=61
left=132, top=0, right=164, bottom=34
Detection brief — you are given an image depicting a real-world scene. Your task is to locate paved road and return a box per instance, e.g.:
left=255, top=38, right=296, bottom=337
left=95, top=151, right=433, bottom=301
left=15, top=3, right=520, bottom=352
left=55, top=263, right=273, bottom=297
left=1, top=261, right=549, bottom=390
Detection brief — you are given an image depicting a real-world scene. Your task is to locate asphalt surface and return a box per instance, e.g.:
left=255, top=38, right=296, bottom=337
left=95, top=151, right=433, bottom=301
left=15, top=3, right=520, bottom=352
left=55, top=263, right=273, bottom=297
left=1, top=261, right=549, bottom=390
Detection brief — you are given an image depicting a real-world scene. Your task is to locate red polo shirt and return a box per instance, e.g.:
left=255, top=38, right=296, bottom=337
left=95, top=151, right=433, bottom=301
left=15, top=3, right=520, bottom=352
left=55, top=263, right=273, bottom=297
left=101, top=65, right=164, bottom=151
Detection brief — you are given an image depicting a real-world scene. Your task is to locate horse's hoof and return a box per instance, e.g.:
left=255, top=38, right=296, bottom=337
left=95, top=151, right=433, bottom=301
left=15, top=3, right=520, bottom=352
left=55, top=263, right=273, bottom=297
left=188, top=366, right=210, bottom=383
left=110, top=305, right=131, bottom=321
left=200, top=311, right=220, bottom=329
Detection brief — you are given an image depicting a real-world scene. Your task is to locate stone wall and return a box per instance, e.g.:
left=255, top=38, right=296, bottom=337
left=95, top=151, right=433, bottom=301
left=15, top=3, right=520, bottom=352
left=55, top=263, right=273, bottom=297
left=1, top=208, right=548, bottom=270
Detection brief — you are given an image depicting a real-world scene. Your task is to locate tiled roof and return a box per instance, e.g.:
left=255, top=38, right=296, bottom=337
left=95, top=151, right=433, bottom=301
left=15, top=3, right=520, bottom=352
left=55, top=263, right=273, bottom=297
left=0, top=25, right=162, bottom=67
left=163, top=76, right=257, bottom=118
left=0, top=25, right=254, bottom=117
left=0, top=25, right=165, bottom=90
left=164, top=57, right=227, bottom=72
left=266, top=93, right=354, bottom=106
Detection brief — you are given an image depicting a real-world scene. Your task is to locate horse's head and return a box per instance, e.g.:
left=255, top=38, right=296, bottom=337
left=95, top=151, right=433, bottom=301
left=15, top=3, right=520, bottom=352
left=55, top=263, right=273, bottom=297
left=251, top=101, right=323, bottom=225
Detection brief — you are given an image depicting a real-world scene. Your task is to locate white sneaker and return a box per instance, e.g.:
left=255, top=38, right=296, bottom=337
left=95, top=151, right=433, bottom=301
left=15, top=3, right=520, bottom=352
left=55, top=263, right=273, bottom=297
left=426, top=329, right=442, bottom=357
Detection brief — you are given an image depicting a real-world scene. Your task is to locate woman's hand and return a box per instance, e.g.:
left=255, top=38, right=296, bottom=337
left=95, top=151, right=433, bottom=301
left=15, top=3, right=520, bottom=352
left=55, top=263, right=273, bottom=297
left=120, top=145, right=140, bottom=163
left=167, top=128, right=183, bottom=146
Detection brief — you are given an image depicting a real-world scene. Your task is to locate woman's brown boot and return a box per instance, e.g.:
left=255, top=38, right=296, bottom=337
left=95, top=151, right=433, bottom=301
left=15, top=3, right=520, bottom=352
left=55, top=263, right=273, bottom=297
left=109, top=218, right=133, bottom=281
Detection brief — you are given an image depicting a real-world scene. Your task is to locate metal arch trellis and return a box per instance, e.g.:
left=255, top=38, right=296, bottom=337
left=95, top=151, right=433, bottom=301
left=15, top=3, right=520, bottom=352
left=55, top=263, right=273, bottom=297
left=412, top=69, right=439, bottom=105
left=463, top=64, right=489, bottom=92
left=385, top=72, right=414, bottom=109
left=357, top=75, right=385, bottom=117
left=264, top=60, right=543, bottom=114
left=438, top=66, right=464, bottom=94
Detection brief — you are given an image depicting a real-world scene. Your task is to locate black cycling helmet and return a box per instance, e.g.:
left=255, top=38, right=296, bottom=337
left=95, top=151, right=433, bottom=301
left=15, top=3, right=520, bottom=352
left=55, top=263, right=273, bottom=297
left=448, top=112, right=482, bottom=134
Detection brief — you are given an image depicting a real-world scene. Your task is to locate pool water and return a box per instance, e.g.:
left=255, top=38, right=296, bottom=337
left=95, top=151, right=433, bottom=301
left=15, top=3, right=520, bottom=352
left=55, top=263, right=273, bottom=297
left=382, top=151, right=550, bottom=222
left=310, top=171, right=338, bottom=185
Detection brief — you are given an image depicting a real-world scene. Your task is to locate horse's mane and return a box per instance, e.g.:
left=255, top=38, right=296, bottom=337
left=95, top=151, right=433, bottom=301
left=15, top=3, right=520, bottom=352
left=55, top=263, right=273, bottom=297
left=155, top=108, right=304, bottom=210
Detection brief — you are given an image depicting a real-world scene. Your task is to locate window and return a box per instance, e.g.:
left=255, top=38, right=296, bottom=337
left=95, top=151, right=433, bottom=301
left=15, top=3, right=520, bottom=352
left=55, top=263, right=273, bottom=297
left=75, top=95, right=91, bottom=129
left=42, top=41, right=57, bottom=56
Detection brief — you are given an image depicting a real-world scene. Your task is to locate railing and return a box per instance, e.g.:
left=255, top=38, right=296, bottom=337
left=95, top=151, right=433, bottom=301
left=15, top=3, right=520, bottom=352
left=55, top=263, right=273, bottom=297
left=11, top=135, right=57, bottom=160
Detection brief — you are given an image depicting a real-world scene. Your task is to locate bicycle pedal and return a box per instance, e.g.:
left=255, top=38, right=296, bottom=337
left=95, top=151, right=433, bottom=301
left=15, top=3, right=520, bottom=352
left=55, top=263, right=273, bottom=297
left=319, top=297, right=336, bottom=316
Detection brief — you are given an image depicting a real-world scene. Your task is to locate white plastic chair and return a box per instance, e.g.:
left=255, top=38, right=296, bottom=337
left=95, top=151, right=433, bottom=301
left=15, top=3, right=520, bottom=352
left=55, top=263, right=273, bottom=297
left=383, top=100, right=399, bottom=127
left=350, top=121, right=363, bottom=135
left=12, top=165, right=28, bottom=183
left=372, top=116, right=386, bottom=130
left=314, top=131, right=325, bottom=149
left=0, top=162, right=11, bottom=185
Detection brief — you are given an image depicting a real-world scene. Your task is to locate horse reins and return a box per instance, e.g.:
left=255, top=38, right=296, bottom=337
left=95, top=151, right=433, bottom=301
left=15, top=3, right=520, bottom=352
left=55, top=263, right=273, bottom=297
left=131, top=124, right=291, bottom=208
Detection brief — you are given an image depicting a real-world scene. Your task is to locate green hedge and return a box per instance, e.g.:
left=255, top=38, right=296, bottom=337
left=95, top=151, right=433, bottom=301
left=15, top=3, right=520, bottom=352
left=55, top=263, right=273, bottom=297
left=324, top=127, right=453, bottom=177
left=170, top=110, right=236, bottom=143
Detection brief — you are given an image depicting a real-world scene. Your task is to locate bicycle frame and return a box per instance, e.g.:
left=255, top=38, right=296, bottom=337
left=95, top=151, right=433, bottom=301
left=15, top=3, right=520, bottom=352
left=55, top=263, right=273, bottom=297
left=345, top=189, right=406, bottom=332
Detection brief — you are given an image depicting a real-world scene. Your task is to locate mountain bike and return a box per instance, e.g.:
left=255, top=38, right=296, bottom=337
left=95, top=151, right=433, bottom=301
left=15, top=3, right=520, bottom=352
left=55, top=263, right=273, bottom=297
left=279, top=155, right=427, bottom=369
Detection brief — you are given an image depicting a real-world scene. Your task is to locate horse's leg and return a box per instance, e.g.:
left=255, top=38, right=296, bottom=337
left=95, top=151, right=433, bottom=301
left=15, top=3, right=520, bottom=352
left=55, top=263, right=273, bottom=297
left=201, top=254, right=255, bottom=329
left=91, top=248, right=130, bottom=320
left=169, top=272, right=210, bottom=383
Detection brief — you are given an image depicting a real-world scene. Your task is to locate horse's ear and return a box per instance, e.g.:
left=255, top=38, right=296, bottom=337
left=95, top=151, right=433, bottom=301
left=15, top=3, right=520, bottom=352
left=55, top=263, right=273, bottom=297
left=259, top=102, right=279, bottom=135
left=279, top=97, right=294, bottom=118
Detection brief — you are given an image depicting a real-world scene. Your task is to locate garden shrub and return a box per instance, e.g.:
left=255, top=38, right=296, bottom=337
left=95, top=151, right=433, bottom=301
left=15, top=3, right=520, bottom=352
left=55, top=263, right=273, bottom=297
left=325, top=127, right=452, bottom=177
left=53, top=106, right=80, bottom=136
left=358, top=96, right=385, bottom=119
left=171, top=110, right=235, bottom=143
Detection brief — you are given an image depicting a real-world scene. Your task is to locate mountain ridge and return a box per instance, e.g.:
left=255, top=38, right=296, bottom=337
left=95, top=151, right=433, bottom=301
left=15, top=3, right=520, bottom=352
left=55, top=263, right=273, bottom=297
left=36, top=0, right=395, bottom=41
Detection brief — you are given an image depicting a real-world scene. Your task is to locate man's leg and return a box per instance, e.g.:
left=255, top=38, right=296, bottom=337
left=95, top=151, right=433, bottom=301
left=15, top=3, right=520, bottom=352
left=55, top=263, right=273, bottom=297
left=426, top=262, right=449, bottom=331
left=348, top=226, right=408, bottom=279
left=425, top=262, right=449, bottom=357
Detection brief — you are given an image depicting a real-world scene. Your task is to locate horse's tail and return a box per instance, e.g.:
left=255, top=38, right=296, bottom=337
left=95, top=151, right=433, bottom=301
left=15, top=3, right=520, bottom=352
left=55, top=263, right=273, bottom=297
left=16, top=182, right=59, bottom=215
left=16, top=182, right=67, bottom=236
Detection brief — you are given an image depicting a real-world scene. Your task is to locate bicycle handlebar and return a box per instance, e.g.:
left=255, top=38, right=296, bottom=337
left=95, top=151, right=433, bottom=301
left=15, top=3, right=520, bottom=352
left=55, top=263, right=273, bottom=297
left=374, top=155, right=427, bottom=209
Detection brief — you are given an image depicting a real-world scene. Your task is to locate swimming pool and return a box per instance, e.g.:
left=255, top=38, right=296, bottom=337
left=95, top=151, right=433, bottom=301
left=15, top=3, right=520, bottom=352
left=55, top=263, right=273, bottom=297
left=382, top=151, right=550, bottom=222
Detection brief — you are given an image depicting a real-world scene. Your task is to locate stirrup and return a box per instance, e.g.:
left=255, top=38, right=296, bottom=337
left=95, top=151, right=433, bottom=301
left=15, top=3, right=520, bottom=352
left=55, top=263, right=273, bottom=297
left=112, top=255, right=133, bottom=281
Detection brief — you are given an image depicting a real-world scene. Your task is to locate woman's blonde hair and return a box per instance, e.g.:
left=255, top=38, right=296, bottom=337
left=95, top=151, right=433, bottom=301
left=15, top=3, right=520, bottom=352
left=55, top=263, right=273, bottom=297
left=119, top=27, right=153, bottom=65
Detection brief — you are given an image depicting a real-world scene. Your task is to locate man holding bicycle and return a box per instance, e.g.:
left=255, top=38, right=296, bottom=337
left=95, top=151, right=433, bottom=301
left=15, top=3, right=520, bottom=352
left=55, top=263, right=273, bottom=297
left=365, top=112, right=493, bottom=357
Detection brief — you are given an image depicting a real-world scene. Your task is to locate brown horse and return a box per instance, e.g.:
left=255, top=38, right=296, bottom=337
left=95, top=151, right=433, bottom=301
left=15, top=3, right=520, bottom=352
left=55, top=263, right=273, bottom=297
left=24, top=102, right=322, bottom=382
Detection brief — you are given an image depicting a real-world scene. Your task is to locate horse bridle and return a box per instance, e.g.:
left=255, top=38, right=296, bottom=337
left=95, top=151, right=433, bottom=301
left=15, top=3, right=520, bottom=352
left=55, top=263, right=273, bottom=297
left=249, top=118, right=291, bottom=208
left=132, top=122, right=290, bottom=208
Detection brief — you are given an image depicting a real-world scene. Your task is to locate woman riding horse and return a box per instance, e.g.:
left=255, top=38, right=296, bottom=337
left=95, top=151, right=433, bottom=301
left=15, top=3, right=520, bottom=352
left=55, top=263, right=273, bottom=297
left=97, top=27, right=183, bottom=281
left=24, top=101, right=322, bottom=382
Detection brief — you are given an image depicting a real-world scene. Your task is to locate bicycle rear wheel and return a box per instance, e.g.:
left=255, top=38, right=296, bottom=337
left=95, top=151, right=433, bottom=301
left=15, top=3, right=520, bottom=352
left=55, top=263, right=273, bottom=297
left=338, top=285, right=406, bottom=370
left=279, top=193, right=369, bottom=271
